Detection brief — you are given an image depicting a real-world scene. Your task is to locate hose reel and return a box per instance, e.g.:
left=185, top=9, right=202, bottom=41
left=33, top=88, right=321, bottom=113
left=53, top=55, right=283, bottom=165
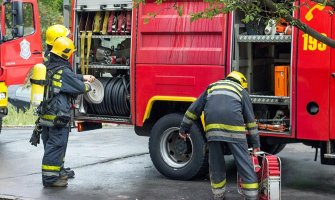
left=84, top=79, right=104, bottom=104
left=87, top=76, right=130, bottom=116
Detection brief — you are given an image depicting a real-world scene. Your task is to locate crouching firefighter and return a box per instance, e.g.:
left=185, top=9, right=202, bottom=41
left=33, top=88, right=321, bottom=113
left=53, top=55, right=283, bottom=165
left=30, top=36, right=96, bottom=187
left=179, top=71, right=260, bottom=200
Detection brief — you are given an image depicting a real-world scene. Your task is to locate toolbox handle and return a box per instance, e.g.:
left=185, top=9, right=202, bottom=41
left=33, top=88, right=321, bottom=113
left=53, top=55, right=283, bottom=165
left=248, top=148, right=266, bottom=155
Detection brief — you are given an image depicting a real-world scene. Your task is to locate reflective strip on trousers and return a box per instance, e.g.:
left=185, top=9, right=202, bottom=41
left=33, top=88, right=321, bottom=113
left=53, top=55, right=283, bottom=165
left=211, top=179, right=226, bottom=189
left=243, top=188, right=259, bottom=198
left=42, top=164, right=61, bottom=171
left=42, top=171, right=59, bottom=177
left=242, top=182, right=259, bottom=189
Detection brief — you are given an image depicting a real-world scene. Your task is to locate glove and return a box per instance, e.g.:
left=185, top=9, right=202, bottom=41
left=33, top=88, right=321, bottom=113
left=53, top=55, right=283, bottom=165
left=29, top=119, right=42, bottom=147
left=178, top=131, right=189, bottom=141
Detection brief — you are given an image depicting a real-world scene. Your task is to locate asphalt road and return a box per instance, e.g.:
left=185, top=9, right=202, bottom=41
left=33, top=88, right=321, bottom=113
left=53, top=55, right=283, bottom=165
left=0, top=126, right=334, bottom=200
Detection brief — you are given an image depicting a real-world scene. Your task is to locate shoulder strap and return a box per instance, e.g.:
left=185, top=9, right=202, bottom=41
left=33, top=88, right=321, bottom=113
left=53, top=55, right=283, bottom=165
left=47, top=65, right=66, bottom=79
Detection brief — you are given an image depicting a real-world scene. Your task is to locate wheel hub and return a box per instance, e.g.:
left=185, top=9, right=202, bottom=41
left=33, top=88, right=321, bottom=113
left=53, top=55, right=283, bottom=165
left=175, top=139, right=188, bottom=155
left=160, top=127, right=193, bottom=168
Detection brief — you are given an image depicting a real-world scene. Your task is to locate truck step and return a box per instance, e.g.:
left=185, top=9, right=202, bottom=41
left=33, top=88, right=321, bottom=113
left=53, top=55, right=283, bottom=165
left=75, top=115, right=131, bottom=124
left=324, top=154, right=335, bottom=159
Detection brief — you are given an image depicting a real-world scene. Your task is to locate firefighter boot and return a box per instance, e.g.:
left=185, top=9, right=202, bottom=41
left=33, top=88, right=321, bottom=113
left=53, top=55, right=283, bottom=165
left=213, top=193, right=225, bottom=200
left=46, top=179, right=68, bottom=187
left=212, top=188, right=225, bottom=200
left=60, top=167, right=75, bottom=179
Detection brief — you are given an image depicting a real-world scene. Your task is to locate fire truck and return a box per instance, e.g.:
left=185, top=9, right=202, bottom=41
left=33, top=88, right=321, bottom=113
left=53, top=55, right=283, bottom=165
left=71, top=0, right=335, bottom=180
left=0, top=0, right=43, bottom=133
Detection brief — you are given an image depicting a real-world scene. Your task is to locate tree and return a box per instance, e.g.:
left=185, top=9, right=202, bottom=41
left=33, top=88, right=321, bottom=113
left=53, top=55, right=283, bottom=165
left=134, top=0, right=335, bottom=48
left=38, top=0, right=64, bottom=49
left=0, top=0, right=65, bottom=49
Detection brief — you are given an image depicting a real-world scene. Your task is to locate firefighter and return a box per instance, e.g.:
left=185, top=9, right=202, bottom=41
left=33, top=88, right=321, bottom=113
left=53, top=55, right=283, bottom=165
left=44, top=24, right=74, bottom=180
left=40, top=37, right=95, bottom=187
left=179, top=71, right=260, bottom=200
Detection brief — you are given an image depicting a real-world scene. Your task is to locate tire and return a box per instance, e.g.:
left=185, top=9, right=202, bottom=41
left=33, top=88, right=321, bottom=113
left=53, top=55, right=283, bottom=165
left=149, top=113, right=208, bottom=180
left=260, top=139, right=286, bottom=155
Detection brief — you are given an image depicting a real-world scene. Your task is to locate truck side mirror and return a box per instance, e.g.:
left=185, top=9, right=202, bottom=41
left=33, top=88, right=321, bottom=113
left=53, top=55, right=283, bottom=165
left=12, top=1, right=24, bottom=37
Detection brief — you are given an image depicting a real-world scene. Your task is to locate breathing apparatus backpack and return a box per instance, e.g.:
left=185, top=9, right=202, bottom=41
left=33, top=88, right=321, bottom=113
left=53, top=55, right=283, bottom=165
left=30, top=64, right=70, bottom=128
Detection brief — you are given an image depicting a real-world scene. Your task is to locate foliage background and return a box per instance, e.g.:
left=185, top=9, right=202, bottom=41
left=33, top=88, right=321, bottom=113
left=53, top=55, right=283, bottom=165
left=0, top=0, right=66, bottom=125
left=0, top=0, right=66, bottom=49
left=37, top=0, right=65, bottom=49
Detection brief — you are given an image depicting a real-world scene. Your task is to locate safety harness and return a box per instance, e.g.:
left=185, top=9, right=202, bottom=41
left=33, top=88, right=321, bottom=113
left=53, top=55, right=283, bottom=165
left=30, top=65, right=67, bottom=146
left=31, top=65, right=70, bottom=128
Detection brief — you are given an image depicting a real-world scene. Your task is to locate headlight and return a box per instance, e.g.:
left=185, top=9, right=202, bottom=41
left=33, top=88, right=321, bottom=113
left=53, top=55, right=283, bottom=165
left=0, top=92, right=6, bottom=99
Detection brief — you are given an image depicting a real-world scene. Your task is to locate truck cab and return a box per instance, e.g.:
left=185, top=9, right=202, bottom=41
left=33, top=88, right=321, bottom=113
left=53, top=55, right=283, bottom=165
left=0, top=0, right=42, bottom=133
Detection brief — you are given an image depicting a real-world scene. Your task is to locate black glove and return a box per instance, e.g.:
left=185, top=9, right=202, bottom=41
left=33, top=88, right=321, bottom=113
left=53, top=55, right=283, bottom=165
left=30, top=118, right=42, bottom=147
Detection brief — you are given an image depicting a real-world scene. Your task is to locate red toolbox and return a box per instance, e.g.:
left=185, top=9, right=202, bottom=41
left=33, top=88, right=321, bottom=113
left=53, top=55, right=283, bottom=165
left=238, top=151, right=281, bottom=200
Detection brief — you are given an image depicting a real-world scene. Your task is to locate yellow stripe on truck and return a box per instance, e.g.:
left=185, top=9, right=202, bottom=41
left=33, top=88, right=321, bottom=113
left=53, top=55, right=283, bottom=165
left=142, top=96, right=196, bottom=123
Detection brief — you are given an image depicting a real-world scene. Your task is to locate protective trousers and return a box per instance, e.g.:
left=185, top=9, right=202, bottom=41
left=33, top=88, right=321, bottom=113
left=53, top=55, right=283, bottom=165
left=42, top=127, right=69, bottom=166
left=208, top=141, right=258, bottom=199
left=41, top=126, right=69, bottom=186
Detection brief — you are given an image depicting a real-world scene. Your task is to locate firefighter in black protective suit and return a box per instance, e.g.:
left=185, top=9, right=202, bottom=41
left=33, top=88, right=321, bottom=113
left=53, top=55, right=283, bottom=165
left=179, top=71, right=260, bottom=200
left=40, top=36, right=95, bottom=187
left=43, top=24, right=77, bottom=181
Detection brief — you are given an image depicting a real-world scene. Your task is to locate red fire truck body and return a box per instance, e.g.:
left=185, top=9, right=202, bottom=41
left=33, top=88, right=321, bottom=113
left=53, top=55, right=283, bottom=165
left=0, top=0, right=42, bottom=132
left=0, top=0, right=42, bottom=85
left=72, top=0, right=335, bottom=180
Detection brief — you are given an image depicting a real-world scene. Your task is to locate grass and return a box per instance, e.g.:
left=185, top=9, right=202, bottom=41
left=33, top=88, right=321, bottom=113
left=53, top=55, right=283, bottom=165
left=3, top=104, right=38, bottom=126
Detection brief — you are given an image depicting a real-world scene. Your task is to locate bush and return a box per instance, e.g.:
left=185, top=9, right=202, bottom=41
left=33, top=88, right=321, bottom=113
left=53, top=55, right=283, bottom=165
left=3, top=104, right=37, bottom=126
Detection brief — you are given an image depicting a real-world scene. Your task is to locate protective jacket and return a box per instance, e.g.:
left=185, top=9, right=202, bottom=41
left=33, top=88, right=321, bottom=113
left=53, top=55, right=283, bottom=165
left=180, top=79, right=260, bottom=147
left=180, top=78, right=260, bottom=199
left=39, top=54, right=90, bottom=127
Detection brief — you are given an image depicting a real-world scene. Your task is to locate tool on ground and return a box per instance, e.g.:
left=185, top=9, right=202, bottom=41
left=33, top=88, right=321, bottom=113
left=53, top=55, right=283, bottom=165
left=238, top=151, right=281, bottom=200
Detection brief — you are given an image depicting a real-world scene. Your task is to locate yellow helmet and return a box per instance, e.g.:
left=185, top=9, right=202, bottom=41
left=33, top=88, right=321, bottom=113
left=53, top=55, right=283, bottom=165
left=227, top=71, right=248, bottom=88
left=45, top=24, right=70, bottom=46
left=51, top=37, right=75, bottom=60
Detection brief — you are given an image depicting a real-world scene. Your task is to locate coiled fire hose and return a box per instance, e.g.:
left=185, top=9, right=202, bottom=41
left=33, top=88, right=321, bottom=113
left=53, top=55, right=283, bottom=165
left=87, top=76, right=130, bottom=116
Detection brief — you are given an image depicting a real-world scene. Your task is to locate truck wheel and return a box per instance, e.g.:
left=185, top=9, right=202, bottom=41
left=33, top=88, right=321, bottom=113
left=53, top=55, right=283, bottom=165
left=149, top=113, right=208, bottom=180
